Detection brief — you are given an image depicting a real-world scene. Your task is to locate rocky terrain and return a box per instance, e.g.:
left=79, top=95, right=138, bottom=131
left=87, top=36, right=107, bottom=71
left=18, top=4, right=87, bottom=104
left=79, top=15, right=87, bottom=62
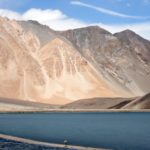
left=0, top=16, right=150, bottom=106
left=60, top=27, right=150, bottom=96
left=0, top=138, right=74, bottom=150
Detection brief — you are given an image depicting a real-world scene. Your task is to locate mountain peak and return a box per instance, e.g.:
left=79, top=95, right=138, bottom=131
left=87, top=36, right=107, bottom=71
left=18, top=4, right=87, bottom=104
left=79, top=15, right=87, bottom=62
left=61, top=25, right=111, bottom=35
left=122, top=29, right=135, bottom=34
left=114, top=29, right=141, bottom=44
left=114, top=28, right=150, bottom=44
left=83, top=25, right=111, bottom=34
left=18, top=20, right=56, bottom=47
left=114, top=29, right=137, bottom=37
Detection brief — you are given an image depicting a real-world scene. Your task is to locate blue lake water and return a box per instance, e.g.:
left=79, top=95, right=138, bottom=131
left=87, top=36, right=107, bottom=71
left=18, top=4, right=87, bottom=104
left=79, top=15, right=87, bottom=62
left=0, top=112, right=150, bottom=150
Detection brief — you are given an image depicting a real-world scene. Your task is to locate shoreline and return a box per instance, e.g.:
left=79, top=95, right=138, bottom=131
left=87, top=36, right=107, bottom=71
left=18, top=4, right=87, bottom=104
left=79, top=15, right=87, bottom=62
left=0, top=134, right=107, bottom=150
left=0, top=109, right=150, bottom=114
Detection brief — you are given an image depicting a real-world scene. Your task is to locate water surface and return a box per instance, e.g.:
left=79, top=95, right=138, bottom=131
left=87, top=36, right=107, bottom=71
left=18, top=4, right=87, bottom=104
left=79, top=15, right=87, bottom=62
left=0, top=112, right=150, bottom=150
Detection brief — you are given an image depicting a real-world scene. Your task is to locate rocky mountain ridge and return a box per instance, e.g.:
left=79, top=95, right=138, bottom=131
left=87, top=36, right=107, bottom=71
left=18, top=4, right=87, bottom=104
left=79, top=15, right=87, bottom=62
left=0, top=16, right=150, bottom=104
left=60, top=26, right=150, bottom=96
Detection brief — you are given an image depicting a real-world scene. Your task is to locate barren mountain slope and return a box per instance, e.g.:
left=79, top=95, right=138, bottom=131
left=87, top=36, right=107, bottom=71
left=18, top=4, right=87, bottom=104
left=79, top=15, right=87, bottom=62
left=61, top=97, right=133, bottom=109
left=114, top=30, right=150, bottom=94
left=0, top=17, right=120, bottom=104
left=0, top=17, right=150, bottom=105
left=18, top=20, right=56, bottom=47
left=60, top=26, right=150, bottom=96
left=38, top=38, right=120, bottom=103
left=122, top=92, right=150, bottom=109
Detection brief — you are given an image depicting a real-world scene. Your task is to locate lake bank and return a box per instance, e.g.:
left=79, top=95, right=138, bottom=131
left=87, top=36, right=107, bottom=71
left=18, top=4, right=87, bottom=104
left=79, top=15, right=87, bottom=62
left=0, top=95, right=150, bottom=113
left=0, top=134, right=106, bottom=150
left=0, top=108, right=150, bottom=113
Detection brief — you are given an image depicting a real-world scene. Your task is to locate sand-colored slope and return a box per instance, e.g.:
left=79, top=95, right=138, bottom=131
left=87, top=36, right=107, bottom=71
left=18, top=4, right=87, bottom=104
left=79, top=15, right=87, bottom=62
left=1, top=17, right=150, bottom=106
left=0, top=17, right=46, bottom=101
left=0, top=97, right=58, bottom=112
left=0, top=17, right=120, bottom=104
left=37, top=38, right=120, bottom=103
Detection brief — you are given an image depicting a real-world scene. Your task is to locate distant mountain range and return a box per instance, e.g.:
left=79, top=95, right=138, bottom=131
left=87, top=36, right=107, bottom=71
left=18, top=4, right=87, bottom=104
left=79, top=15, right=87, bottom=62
left=0, top=16, right=150, bottom=105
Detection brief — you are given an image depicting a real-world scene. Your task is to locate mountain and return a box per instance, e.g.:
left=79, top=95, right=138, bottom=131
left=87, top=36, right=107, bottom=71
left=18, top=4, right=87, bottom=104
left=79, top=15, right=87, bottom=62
left=0, top=16, right=150, bottom=105
left=0, top=17, right=118, bottom=104
left=60, top=27, right=150, bottom=96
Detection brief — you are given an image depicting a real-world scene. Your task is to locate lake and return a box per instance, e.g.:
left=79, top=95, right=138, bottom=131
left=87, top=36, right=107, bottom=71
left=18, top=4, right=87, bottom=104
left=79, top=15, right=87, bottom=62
left=0, top=112, right=150, bottom=150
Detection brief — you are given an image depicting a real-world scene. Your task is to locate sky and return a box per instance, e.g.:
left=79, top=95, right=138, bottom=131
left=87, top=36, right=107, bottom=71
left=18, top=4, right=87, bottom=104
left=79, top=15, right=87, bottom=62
left=0, top=0, right=150, bottom=40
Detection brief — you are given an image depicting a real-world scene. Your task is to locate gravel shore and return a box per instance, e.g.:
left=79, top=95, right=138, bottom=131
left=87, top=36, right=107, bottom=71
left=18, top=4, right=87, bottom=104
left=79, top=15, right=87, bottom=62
left=0, top=134, right=107, bottom=150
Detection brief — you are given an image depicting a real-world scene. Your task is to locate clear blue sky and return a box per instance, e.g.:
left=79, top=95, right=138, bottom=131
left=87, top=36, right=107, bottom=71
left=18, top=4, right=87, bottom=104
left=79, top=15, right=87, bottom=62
left=0, top=0, right=150, bottom=39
